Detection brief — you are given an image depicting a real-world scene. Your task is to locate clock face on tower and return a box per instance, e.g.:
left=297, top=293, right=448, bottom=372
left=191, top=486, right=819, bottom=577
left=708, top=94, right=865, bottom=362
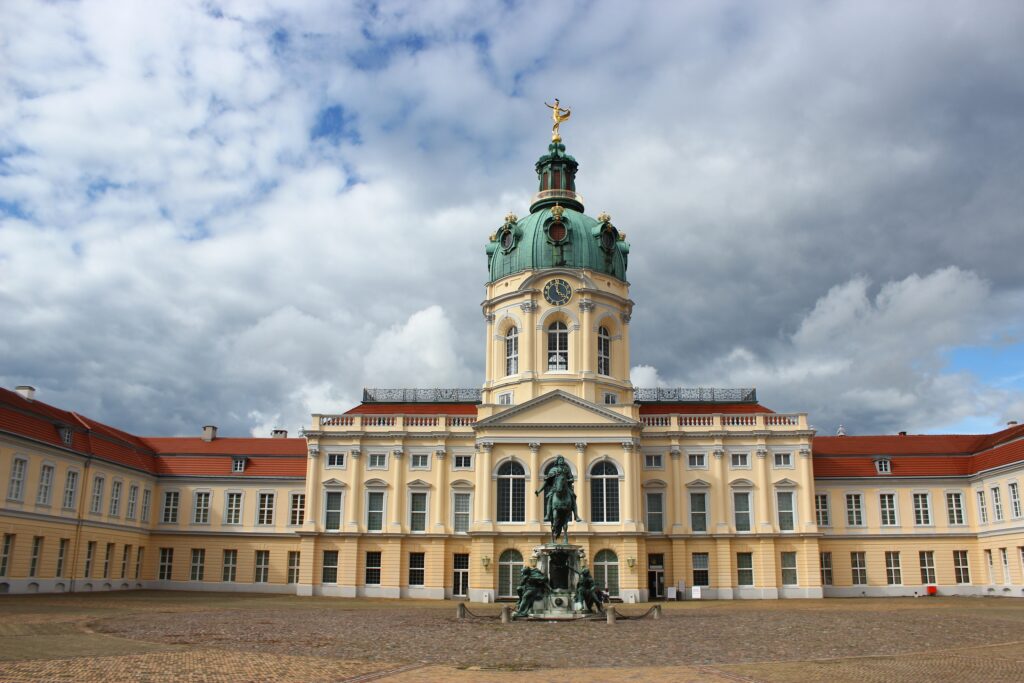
left=543, top=279, right=573, bottom=306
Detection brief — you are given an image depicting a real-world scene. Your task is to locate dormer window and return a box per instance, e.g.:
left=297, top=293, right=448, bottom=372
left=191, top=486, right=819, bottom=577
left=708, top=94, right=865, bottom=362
left=875, top=458, right=891, bottom=475
left=58, top=426, right=72, bottom=446
left=232, top=457, right=247, bottom=473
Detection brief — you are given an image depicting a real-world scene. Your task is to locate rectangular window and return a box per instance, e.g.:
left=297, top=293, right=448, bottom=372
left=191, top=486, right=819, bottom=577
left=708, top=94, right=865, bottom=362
left=29, top=536, right=43, bottom=577
left=815, top=494, right=830, bottom=527
left=109, top=481, right=122, bottom=517
left=141, top=489, right=152, bottom=522
left=83, top=541, right=96, bottom=577
left=7, top=457, right=27, bottom=501
left=777, top=491, right=795, bottom=531
left=977, top=490, right=989, bottom=523
left=851, top=551, right=867, bottom=585
left=222, top=549, right=237, bottom=582
left=953, top=550, right=971, bottom=584
left=1010, top=482, right=1022, bottom=519
left=879, top=493, right=898, bottom=526
left=190, top=548, right=205, bottom=581
left=1001, top=547, right=1011, bottom=584
left=644, top=453, right=663, bottom=469
left=36, top=464, right=54, bottom=505
left=62, top=470, right=79, bottom=510
left=102, top=542, right=113, bottom=578
left=411, top=453, right=429, bottom=469
left=134, top=547, right=144, bottom=580
left=733, top=491, right=751, bottom=532
left=690, top=492, right=708, bottom=532
left=506, top=328, right=519, bottom=375
left=225, top=492, right=242, bottom=524
left=736, top=552, right=754, bottom=586
left=368, top=453, right=386, bottom=469
left=913, top=493, right=931, bottom=526
left=366, top=551, right=382, bottom=585
left=367, top=491, right=385, bottom=531
left=774, top=452, right=792, bottom=468
left=56, top=538, right=69, bottom=578
left=730, top=453, right=749, bottom=468
left=257, top=493, right=275, bottom=525
left=603, top=392, right=618, bottom=405
left=193, top=491, right=211, bottom=524
left=162, top=491, right=179, bottom=523
left=692, top=552, right=710, bottom=586
left=846, top=494, right=864, bottom=526
left=780, top=551, right=798, bottom=586
left=327, top=452, right=345, bottom=468
left=885, top=551, right=902, bottom=585
left=325, top=491, right=343, bottom=531
left=820, top=551, right=833, bottom=586
left=919, top=550, right=936, bottom=584
left=409, top=552, right=425, bottom=586
left=0, top=534, right=12, bottom=577
left=992, top=487, right=1004, bottom=522
left=597, top=328, right=610, bottom=375
left=232, top=458, right=245, bottom=473
left=126, top=485, right=138, bottom=520
left=946, top=492, right=965, bottom=525
left=90, top=476, right=104, bottom=514
left=688, top=453, right=706, bottom=468
left=497, top=391, right=513, bottom=405
left=646, top=492, right=664, bottom=533
left=410, top=492, right=427, bottom=532
left=454, top=454, right=472, bottom=469
left=322, top=550, right=339, bottom=583
left=453, top=492, right=471, bottom=533
left=158, top=547, right=173, bottom=581
left=254, top=550, right=270, bottom=583
left=121, top=545, right=130, bottom=578
left=288, top=551, right=301, bottom=584
left=290, top=493, right=306, bottom=526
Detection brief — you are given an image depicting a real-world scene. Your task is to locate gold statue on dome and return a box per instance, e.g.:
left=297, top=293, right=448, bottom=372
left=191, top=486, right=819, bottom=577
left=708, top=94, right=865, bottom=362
left=545, top=99, right=571, bottom=142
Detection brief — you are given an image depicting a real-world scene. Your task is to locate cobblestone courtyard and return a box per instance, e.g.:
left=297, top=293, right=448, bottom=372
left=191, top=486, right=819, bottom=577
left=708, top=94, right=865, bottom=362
left=1, top=592, right=1023, bottom=681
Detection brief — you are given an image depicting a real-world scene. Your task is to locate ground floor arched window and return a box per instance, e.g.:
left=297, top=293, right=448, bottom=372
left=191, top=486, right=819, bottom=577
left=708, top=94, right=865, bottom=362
left=593, top=549, right=620, bottom=598
left=497, top=549, right=523, bottom=598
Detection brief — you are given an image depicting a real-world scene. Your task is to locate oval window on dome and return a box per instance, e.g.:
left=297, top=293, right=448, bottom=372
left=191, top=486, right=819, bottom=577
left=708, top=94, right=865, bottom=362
left=548, top=221, right=566, bottom=242
left=501, top=229, right=515, bottom=249
left=600, top=230, right=615, bottom=251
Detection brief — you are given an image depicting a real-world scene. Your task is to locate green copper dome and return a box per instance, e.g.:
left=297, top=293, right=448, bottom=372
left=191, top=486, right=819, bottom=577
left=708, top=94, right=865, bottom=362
left=486, top=142, right=630, bottom=283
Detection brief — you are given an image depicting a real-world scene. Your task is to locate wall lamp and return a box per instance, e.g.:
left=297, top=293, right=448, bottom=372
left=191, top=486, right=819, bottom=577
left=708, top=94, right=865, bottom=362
left=481, top=555, right=491, bottom=569
left=626, top=556, right=636, bottom=568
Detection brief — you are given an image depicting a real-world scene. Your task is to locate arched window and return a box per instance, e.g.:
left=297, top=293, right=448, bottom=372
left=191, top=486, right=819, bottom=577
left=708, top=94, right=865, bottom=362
left=496, top=460, right=526, bottom=523
left=590, top=460, right=620, bottom=523
left=497, top=549, right=523, bottom=598
left=597, top=326, right=611, bottom=375
left=593, top=549, right=620, bottom=597
left=547, top=321, right=568, bottom=371
left=505, top=327, right=519, bottom=375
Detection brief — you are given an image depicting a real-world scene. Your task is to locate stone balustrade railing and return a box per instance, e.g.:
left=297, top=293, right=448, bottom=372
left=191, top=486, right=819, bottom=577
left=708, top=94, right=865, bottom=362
left=639, top=413, right=807, bottom=431
left=315, top=415, right=477, bottom=430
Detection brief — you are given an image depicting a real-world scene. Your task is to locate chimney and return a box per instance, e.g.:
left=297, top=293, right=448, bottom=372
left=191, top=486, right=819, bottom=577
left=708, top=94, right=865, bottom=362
left=202, top=425, right=218, bottom=442
left=836, top=424, right=846, bottom=436
left=15, top=385, right=36, bottom=401
left=1009, top=421, right=1019, bottom=427
left=898, top=431, right=907, bottom=436
left=271, top=429, right=288, bottom=439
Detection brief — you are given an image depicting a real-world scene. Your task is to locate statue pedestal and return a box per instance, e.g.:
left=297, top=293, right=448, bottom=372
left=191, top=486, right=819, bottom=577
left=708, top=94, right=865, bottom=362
left=521, top=543, right=590, bottom=620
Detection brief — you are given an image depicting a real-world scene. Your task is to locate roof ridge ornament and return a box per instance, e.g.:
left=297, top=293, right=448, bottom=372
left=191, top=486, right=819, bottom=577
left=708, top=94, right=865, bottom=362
left=545, top=98, right=571, bottom=143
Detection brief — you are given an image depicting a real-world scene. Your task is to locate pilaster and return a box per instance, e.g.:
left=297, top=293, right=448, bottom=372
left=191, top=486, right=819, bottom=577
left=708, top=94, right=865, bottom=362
left=348, top=449, right=363, bottom=531
left=391, top=449, right=405, bottom=532
left=434, top=449, right=447, bottom=532
left=528, top=442, right=542, bottom=526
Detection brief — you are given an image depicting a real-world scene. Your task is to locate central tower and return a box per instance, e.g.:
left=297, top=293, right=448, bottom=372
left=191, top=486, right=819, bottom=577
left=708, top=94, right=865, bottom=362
left=479, top=109, right=635, bottom=418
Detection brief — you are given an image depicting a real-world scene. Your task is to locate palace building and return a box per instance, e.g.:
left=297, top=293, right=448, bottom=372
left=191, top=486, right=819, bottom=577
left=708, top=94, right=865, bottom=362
left=3, top=131, right=1024, bottom=601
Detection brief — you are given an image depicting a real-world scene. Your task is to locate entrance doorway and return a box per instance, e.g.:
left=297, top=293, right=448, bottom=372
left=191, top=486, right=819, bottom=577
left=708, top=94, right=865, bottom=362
left=647, top=553, right=665, bottom=599
left=453, top=553, right=469, bottom=597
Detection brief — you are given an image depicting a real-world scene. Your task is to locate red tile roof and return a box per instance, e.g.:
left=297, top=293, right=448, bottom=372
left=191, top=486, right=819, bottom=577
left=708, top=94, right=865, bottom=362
left=142, top=437, right=307, bottom=456
left=155, top=455, right=306, bottom=478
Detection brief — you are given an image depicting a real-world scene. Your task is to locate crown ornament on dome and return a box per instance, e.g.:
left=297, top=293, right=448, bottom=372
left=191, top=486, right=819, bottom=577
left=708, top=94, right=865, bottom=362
left=597, top=211, right=611, bottom=224
left=550, top=204, right=565, bottom=220
left=504, top=211, right=518, bottom=226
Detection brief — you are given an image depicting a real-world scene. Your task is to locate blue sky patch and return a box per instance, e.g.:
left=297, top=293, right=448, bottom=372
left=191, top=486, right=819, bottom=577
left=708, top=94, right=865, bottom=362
left=311, top=105, right=361, bottom=145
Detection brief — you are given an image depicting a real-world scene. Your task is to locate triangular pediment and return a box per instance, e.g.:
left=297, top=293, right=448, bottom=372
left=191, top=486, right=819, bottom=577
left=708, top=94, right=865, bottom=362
left=322, top=478, right=347, bottom=488
left=475, top=390, right=639, bottom=429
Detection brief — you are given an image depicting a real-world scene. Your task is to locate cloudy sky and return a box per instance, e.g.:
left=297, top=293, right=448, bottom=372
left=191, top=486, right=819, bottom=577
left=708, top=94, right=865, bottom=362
left=2, top=0, right=1023, bottom=439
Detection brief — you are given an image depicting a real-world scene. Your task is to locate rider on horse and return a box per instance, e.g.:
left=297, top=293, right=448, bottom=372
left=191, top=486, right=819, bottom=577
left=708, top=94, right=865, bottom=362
left=537, top=455, right=583, bottom=522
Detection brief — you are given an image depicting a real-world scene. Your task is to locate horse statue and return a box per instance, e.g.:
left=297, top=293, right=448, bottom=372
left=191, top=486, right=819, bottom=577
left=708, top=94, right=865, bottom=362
left=536, top=455, right=582, bottom=544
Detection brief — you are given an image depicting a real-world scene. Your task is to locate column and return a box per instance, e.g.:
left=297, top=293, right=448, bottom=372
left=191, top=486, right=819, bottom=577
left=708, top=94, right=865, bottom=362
left=520, top=301, right=537, bottom=381
left=349, top=449, right=363, bottom=531
left=668, top=447, right=681, bottom=532
left=714, top=448, right=728, bottom=532
left=528, top=442, right=542, bottom=526
left=757, top=447, right=771, bottom=532
left=799, top=447, right=814, bottom=531
left=478, top=442, right=494, bottom=529
left=580, top=300, right=595, bottom=379
left=391, top=449, right=405, bottom=532
left=434, top=449, right=448, bottom=532
left=483, top=312, right=495, bottom=385
left=622, top=440, right=637, bottom=529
